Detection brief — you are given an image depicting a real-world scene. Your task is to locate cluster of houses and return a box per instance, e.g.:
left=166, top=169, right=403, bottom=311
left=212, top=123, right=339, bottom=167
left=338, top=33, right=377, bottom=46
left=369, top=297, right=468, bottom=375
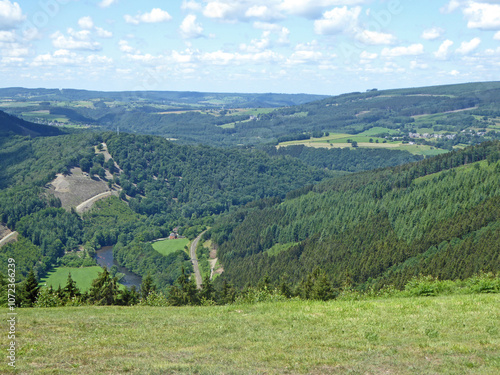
left=408, top=132, right=456, bottom=140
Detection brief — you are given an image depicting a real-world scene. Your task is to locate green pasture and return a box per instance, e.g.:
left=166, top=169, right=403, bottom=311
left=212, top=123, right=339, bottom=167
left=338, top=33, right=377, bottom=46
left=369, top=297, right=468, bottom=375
left=39, top=266, right=103, bottom=291
left=152, top=238, right=190, bottom=256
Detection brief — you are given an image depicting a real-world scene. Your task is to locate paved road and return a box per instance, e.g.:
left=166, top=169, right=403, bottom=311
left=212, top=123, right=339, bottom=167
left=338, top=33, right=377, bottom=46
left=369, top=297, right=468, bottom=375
left=75, top=190, right=119, bottom=213
left=0, top=231, right=18, bottom=248
left=189, top=230, right=207, bottom=289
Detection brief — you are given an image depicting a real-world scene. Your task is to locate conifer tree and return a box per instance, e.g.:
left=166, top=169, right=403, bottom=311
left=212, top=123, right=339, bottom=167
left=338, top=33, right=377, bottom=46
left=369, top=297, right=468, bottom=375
left=19, top=269, right=40, bottom=307
left=63, top=272, right=81, bottom=301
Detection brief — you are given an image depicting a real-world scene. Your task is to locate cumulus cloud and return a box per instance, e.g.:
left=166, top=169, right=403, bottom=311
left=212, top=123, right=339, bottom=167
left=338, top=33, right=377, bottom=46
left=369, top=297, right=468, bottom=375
left=495, top=31, right=500, bottom=40
left=314, top=6, right=361, bottom=35
left=0, top=29, right=15, bottom=42
left=124, top=8, right=173, bottom=25
left=434, top=39, right=454, bottom=59
left=118, top=40, right=136, bottom=54
left=180, top=15, right=204, bottom=39
left=456, top=37, right=481, bottom=54
left=356, top=30, right=396, bottom=45
left=78, top=16, right=94, bottom=30
left=381, top=43, right=424, bottom=57
left=95, top=27, right=113, bottom=38
left=280, top=0, right=368, bottom=19
left=182, top=1, right=203, bottom=12
left=0, top=0, right=25, bottom=30
left=51, top=29, right=101, bottom=51
left=99, top=0, right=118, bottom=8
left=410, top=60, right=429, bottom=69
left=463, top=2, right=500, bottom=30
left=440, top=0, right=462, bottom=14
left=421, top=27, right=444, bottom=40
left=360, top=51, right=377, bottom=60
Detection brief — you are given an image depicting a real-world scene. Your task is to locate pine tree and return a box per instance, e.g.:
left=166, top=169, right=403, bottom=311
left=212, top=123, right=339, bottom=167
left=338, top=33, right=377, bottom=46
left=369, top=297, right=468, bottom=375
left=63, top=272, right=81, bottom=301
left=88, top=267, right=119, bottom=305
left=140, top=273, right=156, bottom=300
left=18, top=269, right=40, bottom=307
left=199, top=275, right=215, bottom=302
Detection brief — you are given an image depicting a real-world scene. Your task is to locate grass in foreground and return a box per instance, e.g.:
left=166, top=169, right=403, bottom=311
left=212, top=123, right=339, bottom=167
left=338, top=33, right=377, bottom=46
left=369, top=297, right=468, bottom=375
left=152, top=238, right=190, bottom=256
left=2, top=294, right=498, bottom=374
left=39, top=266, right=103, bottom=291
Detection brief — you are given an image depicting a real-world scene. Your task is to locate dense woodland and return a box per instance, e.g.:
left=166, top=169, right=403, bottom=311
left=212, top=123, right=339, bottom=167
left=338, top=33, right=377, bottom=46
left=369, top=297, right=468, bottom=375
left=210, top=142, right=500, bottom=290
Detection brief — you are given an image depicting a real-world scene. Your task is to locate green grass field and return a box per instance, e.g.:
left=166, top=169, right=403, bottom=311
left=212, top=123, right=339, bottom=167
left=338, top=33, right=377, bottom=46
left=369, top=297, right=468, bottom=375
left=39, top=266, right=103, bottom=291
left=152, top=238, right=190, bottom=256
left=2, top=294, right=498, bottom=374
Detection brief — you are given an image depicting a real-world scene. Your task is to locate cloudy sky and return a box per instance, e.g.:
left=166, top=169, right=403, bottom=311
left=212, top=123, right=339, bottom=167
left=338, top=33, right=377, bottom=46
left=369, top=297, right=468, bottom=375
left=0, top=0, right=499, bottom=95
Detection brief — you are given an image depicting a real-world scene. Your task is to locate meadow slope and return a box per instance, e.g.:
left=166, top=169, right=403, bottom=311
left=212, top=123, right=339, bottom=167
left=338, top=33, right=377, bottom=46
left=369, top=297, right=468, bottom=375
left=1, top=294, right=498, bottom=374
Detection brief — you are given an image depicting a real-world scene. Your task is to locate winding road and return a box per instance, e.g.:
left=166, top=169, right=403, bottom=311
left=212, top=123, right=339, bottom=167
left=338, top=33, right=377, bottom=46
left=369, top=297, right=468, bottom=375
left=0, top=231, right=18, bottom=248
left=189, top=230, right=206, bottom=289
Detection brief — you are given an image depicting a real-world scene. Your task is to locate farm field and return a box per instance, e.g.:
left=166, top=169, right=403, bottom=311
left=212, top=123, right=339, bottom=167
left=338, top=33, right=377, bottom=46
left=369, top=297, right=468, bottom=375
left=152, top=238, right=190, bottom=256
left=39, top=266, right=103, bottom=291
left=2, top=294, right=498, bottom=374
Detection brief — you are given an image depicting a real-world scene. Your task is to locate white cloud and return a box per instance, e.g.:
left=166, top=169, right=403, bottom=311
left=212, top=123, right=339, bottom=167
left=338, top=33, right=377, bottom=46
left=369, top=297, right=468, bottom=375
left=440, top=0, right=462, bottom=14
left=180, top=15, right=203, bottom=39
left=356, top=30, right=396, bottom=45
left=410, top=60, right=429, bottom=69
left=381, top=43, right=424, bottom=57
left=125, top=8, right=173, bottom=25
left=0, top=29, right=15, bottom=42
left=95, top=27, right=113, bottom=38
left=119, top=40, right=137, bottom=54
left=463, top=2, right=500, bottom=30
left=434, top=39, right=454, bottom=59
left=182, top=1, right=203, bottom=12
left=360, top=51, right=377, bottom=60
left=99, top=0, right=118, bottom=8
left=450, top=69, right=460, bottom=76
left=78, top=16, right=94, bottom=30
left=0, top=0, right=25, bottom=30
left=421, top=27, right=444, bottom=40
left=240, top=26, right=289, bottom=53
left=203, top=1, right=237, bottom=20
left=280, top=0, right=368, bottom=19
left=314, top=6, right=361, bottom=35
left=51, top=29, right=101, bottom=51
left=456, top=37, right=481, bottom=54
left=495, top=31, right=500, bottom=40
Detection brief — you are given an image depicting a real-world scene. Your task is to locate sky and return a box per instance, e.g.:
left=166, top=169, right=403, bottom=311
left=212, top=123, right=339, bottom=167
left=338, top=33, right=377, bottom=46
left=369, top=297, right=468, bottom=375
left=0, top=0, right=499, bottom=95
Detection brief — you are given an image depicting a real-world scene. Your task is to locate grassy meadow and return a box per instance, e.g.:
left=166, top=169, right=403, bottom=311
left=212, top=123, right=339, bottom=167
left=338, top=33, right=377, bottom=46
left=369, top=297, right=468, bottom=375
left=152, top=238, right=190, bottom=256
left=39, top=266, right=103, bottom=291
left=2, top=294, right=498, bottom=374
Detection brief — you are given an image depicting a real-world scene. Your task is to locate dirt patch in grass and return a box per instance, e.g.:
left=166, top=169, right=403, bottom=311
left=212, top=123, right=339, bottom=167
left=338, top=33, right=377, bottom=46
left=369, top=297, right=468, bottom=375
left=48, top=167, right=114, bottom=210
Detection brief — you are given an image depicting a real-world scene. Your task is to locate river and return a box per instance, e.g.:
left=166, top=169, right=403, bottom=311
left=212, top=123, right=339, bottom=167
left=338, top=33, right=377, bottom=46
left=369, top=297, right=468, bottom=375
left=95, top=246, right=142, bottom=289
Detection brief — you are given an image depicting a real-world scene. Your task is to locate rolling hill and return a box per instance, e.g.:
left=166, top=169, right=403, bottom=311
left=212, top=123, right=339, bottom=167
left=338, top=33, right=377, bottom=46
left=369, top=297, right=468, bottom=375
left=0, top=110, right=65, bottom=137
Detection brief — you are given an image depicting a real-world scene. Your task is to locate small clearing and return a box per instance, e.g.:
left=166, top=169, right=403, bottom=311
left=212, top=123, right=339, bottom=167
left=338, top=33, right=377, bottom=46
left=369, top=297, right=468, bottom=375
left=209, top=246, right=223, bottom=279
left=48, top=167, right=118, bottom=210
left=95, top=142, right=123, bottom=176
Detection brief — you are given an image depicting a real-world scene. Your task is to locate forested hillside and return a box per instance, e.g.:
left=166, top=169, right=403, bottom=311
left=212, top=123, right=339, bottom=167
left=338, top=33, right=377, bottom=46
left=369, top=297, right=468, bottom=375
left=0, top=110, right=65, bottom=137
left=210, top=141, right=500, bottom=290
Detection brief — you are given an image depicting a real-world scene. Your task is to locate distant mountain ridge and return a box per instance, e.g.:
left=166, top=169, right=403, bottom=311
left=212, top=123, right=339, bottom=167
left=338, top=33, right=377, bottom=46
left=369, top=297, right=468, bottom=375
left=0, top=87, right=328, bottom=108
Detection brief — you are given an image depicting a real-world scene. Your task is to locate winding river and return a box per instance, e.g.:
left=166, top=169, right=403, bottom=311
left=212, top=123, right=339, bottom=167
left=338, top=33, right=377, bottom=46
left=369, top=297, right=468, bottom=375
left=95, top=246, right=142, bottom=289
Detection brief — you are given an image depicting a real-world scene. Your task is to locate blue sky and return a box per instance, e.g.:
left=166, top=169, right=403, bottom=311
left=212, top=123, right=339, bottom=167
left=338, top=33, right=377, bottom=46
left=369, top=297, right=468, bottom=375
left=0, top=0, right=499, bottom=95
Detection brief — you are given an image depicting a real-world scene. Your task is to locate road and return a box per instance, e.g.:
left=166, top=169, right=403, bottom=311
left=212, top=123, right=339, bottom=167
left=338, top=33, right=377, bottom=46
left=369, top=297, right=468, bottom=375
left=189, top=230, right=206, bottom=289
left=0, top=231, right=18, bottom=248
left=75, top=190, right=119, bottom=213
